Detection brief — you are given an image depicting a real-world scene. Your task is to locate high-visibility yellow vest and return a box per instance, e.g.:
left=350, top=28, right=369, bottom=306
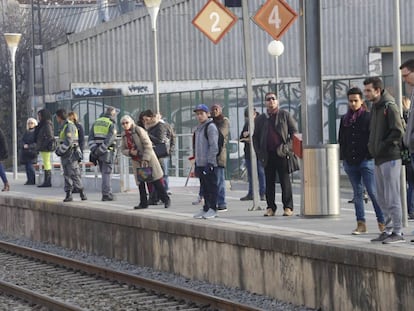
left=59, top=120, right=78, bottom=142
left=93, top=117, right=112, bottom=140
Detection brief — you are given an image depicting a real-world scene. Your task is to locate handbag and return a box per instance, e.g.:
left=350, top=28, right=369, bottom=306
left=136, top=167, right=153, bottom=182
left=287, top=152, right=300, bottom=174
left=47, top=138, right=57, bottom=151
left=153, top=142, right=169, bottom=158
left=401, top=146, right=411, bottom=166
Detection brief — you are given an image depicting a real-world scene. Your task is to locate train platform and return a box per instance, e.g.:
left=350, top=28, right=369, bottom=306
left=1, top=173, right=414, bottom=310
left=3, top=173, right=414, bottom=241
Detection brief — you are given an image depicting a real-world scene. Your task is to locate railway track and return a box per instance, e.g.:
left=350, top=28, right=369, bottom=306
left=0, top=241, right=262, bottom=311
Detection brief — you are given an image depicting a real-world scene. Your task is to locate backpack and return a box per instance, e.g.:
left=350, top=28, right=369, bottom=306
left=384, top=102, right=409, bottom=165
left=204, top=121, right=224, bottom=157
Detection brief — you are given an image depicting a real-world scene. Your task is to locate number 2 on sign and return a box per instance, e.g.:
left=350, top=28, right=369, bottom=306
left=268, top=5, right=281, bottom=29
left=210, top=11, right=221, bottom=32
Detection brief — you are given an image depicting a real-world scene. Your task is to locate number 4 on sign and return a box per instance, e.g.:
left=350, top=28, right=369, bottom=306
left=269, top=5, right=281, bottom=29
left=253, top=0, right=298, bottom=41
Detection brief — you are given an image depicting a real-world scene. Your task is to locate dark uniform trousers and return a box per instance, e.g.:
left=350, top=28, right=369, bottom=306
left=62, top=152, right=83, bottom=192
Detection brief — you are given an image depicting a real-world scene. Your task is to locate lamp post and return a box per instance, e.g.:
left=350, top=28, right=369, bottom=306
left=144, top=0, right=162, bottom=113
left=267, top=40, right=285, bottom=87
left=4, top=33, right=22, bottom=180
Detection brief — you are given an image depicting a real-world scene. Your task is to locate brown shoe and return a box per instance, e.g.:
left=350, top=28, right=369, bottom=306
left=283, top=208, right=293, bottom=216
left=378, top=222, right=385, bottom=233
left=1, top=182, right=9, bottom=192
left=352, top=221, right=367, bottom=235
left=264, top=208, right=275, bottom=217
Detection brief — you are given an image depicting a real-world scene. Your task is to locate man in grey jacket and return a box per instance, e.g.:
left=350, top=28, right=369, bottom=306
left=192, top=104, right=219, bottom=219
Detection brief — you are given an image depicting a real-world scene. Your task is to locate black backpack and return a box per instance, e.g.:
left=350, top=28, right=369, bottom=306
left=204, top=121, right=224, bottom=157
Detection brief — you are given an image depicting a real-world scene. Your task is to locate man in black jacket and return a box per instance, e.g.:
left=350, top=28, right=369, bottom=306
left=253, top=92, right=298, bottom=217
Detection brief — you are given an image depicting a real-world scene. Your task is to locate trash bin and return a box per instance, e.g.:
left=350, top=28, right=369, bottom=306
left=301, top=144, right=340, bottom=217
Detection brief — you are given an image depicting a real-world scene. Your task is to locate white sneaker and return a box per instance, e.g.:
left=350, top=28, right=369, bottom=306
left=193, top=209, right=206, bottom=219
left=202, top=208, right=217, bottom=219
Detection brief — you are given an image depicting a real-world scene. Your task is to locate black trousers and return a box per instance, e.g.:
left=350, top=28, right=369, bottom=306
left=195, top=166, right=218, bottom=212
left=264, top=152, right=293, bottom=211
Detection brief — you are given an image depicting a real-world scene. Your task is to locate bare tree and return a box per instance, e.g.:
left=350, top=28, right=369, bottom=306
left=0, top=1, right=65, bottom=166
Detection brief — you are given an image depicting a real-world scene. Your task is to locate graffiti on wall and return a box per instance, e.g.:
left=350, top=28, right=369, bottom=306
left=127, top=85, right=149, bottom=95
left=72, top=87, right=122, bottom=98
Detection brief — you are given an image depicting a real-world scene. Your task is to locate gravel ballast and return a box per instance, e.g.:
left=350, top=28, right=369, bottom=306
left=0, top=233, right=316, bottom=311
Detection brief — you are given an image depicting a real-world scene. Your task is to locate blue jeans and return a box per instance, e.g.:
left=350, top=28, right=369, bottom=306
left=161, top=157, right=170, bottom=191
left=343, top=159, right=384, bottom=223
left=407, top=181, right=414, bottom=214
left=216, top=167, right=226, bottom=207
left=245, top=158, right=266, bottom=196
left=0, top=162, right=7, bottom=184
left=25, top=162, right=36, bottom=183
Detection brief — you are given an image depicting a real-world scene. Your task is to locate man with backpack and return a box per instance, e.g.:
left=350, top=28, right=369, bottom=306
left=210, top=103, right=230, bottom=211
left=364, top=77, right=405, bottom=244
left=192, top=104, right=219, bottom=219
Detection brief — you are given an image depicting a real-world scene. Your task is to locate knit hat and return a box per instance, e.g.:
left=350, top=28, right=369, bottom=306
left=210, top=103, right=222, bottom=112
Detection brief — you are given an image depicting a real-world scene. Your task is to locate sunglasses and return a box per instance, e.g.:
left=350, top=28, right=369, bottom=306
left=266, top=97, right=276, bottom=101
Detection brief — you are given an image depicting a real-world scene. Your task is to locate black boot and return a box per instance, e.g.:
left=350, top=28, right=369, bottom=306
left=38, top=170, right=52, bottom=188
left=135, top=183, right=148, bottom=209
left=63, top=191, right=73, bottom=202
left=80, top=189, right=87, bottom=201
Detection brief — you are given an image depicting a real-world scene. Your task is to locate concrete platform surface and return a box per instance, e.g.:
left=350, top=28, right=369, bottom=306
left=2, top=173, right=414, bottom=249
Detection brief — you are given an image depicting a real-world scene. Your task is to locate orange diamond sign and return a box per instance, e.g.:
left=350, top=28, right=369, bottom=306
left=192, top=0, right=238, bottom=44
left=253, top=0, right=298, bottom=40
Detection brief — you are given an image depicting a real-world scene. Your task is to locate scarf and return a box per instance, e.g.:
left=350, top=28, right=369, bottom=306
left=125, top=129, right=140, bottom=161
left=343, top=106, right=366, bottom=127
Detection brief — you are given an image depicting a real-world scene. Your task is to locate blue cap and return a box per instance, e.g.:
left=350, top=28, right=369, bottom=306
left=193, top=104, right=209, bottom=113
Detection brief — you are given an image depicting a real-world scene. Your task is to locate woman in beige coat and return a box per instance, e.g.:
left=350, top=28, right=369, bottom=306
left=120, top=115, right=170, bottom=209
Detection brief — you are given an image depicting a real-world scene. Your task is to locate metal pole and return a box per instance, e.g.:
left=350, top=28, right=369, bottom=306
left=12, top=57, right=18, bottom=180
left=241, top=0, right=261, bottom=210
left=393, top=0, right=407, bottom=227
left=153, top=27, right=160, bottom=113
left=275, top=56, right=279, bottom=89
left=299, top=0, right=340, bottom=217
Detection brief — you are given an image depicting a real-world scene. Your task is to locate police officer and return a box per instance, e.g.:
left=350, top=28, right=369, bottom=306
left=55, top=108, right=87, bottom=202
left=88, top=107, right=117, bottom=201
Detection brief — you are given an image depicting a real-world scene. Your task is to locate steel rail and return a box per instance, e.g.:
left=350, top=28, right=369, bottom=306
left=0, top=241, right=263, bottom=311
left=0, top=280, right=86, bottom=311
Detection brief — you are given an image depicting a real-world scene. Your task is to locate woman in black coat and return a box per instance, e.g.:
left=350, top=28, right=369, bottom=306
left=34, top=108, right=55, bottom=187
left=0, top=127, right=9, bottom=191
left=20, top=118, right=38, bottom=185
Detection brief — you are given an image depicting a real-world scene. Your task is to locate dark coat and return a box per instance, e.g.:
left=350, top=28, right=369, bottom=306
left=253, top=109, right=298, bottom=167
left=368, top=90, right=404, bottom=165
left=146, top=121, right=170, bottom=158
left=20, top=128, right=38, bottom=164
left=35, top=120, right=54, bottom=152
left=338, top=110, right=372, bottom=165
left=0, top=128, right=8, bottom=161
